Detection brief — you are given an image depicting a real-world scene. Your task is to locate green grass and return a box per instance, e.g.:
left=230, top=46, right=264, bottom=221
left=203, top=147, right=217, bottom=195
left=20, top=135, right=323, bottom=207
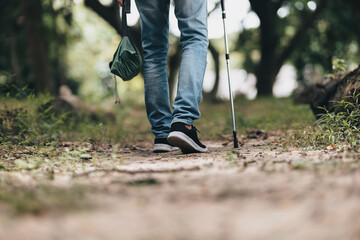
left=199, top=97, right=315, bottom=139
left=286, top=92, right=360, bottom=149
left=5, top=93, right=359, bottom=150
left=1, top=95, right=315, bottom=146
left=0, top=94, right=143, bottom=147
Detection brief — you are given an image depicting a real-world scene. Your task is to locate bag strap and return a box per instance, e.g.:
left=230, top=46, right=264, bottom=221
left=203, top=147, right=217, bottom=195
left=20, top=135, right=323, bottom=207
left=122, top=0, right=131, bottom=37
left=113, top=75, right=121, bottom=104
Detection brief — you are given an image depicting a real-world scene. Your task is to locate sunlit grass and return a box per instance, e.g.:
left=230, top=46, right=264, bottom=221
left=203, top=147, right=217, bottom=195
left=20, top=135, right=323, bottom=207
left=1, top=95, right=315, bottom=145
left=285, top=92, right=360, bottom=149
left=199, top=96, right=315, bottom=139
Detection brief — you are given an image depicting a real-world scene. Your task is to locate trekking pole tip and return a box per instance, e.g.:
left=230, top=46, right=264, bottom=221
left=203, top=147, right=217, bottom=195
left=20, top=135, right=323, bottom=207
left=233, top=131, right=239, bottom=148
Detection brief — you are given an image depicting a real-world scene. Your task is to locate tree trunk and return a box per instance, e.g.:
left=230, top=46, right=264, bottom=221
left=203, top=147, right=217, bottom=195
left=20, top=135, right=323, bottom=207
left=20, top=0, right=55, bottom=95
left=255, top=46, right=279, bottom=96
left=294, top=66, right=360, bottom=118
left=249, top=0, right=326, bottom=97
left=50, top=5, right=67, bottom=89
left=254, top=20, right=279, bottom=96
left=203, top=40, right=221, bottom=102
left=9, top=31, right=22, bottom=87
left=250, top=0, right=280, bottom=96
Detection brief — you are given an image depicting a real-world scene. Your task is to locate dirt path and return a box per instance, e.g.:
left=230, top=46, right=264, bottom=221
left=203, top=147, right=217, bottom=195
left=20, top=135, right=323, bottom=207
left=1, top=137, right=360, bottom=240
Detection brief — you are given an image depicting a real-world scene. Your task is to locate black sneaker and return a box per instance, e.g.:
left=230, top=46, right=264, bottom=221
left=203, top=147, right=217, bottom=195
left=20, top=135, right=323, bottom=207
left=153, top=138, right=179, bottom=153
left=167, top=122, right=208, bottom=153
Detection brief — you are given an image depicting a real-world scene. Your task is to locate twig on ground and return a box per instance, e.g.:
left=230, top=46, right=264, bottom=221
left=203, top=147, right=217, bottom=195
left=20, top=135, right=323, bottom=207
left=73, top=166, right=201, bottom=178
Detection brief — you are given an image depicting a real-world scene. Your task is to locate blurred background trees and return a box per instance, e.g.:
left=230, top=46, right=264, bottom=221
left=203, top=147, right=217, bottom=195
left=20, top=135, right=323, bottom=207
left=0, top=0, right=359, bottom=100
left=239, top=0, right=360, bottom=95
left=1, top=0, right=75, bottom=96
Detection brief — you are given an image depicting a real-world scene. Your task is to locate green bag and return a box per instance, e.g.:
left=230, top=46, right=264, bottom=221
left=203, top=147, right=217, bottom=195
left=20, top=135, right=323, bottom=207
left=110, top=36, right=142, bottom=81
left=110, top=0, right=142, bottom=103
left=109, top=0, right=142, bottom=81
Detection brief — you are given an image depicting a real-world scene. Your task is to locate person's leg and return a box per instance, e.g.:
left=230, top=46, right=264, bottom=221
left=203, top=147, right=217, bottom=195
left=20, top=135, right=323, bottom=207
left=167, top=0, right=209, bottom=153
left=135, top=0, right=172, bottom=139
left=171, top=0, right=209, bottom=126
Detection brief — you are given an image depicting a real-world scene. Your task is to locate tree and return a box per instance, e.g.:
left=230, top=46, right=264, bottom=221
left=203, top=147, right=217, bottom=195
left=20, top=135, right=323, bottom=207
left=0, top=0, right=26, bottom=91
left=1, top=0, right=76, bottom=96
left=239, top=0, right=360, bottom=96
left=44, top=0, right=75, bottom=89
left=291, top=0, right=360, bottom=84
left=20, top=0, right=55, bottom=94
left=248, top=0, right=327, bottom=96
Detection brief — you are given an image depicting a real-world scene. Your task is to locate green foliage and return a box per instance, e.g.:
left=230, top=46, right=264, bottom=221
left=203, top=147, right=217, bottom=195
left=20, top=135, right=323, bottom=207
left=236, top=0, right=360, bottom=87
left=0, top=0, right=76, bottom=94
left=0, top=74, right=35, bottom=98
left=0, top=96, right=69, bottom=145
left=332, top=58, right=347, bottom=74
left=0, top=95, right=318, bottom=154
left=292, top=0, right=360, bottom=83
left=315, top=92, right=360, bottom=146
left=286, top=92, right=360, bottom=149
left=0, top=107, right=32, bottom=143
left=326, top=58, right=347, bottom=78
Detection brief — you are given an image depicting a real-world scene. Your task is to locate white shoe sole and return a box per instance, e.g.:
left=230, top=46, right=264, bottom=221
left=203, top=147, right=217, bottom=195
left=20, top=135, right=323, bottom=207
left=153, top=143, right=179, bottom=153
left=168, top=131, right=208, bottom=153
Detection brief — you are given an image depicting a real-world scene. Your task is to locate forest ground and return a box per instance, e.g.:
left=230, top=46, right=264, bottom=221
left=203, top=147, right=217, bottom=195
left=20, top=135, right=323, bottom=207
left=0, top=97, right=359, bottom=240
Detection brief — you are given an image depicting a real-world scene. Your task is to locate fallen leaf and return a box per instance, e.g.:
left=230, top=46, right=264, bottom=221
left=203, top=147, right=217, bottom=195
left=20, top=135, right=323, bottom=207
left=80, top=154, right=92, bottom=160
left=326, top=145, right=338, bottom=150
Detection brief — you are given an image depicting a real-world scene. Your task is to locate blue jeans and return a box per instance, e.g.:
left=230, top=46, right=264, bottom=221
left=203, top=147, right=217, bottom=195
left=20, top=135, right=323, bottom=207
left=135, top=0, right=208, bottom=139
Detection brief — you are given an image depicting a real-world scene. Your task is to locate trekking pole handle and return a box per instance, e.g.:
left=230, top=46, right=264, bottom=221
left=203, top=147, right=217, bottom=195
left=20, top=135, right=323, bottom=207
left=125, top=0, right=131, bottom=13
left=122, top=4, right=128, bottom=36
left=220, top=0, right=225, bottom=12
left=220, top=0, right=226, bottom=19
left=121, top=0, right=131, bottom=36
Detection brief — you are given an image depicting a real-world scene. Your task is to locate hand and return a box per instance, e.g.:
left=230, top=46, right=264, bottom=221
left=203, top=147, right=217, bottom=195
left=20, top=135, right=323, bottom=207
left=118, top=0, right=123, bottom=6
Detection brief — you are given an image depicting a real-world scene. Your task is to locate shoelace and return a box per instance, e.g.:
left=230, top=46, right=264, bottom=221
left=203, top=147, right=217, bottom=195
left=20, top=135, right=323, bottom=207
left=192, top=126, right=200, bottom=133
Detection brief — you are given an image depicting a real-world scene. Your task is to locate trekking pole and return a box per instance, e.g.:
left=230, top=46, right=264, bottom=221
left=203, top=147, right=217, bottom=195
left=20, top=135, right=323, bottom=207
left=221, top=0, right=239, bottom=148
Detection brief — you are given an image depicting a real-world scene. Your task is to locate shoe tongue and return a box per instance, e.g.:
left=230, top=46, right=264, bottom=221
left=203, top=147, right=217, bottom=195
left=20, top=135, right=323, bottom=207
left=185, top=124, right=192, bottom=131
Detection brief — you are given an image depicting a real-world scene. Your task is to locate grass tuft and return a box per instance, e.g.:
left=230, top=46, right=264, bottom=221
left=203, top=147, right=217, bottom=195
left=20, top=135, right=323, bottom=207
left=285, top=92, right=360, bottom=149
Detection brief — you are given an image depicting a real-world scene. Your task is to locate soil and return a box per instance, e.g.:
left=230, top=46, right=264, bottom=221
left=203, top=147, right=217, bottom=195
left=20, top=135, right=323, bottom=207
left=1, top=136, right=360, bottom=240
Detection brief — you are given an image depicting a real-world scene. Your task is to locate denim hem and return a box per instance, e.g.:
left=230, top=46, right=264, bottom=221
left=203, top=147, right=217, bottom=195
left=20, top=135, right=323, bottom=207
left=171, top=118, right=194, bottom=126
left=154, top=133, right=169, bottom=139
